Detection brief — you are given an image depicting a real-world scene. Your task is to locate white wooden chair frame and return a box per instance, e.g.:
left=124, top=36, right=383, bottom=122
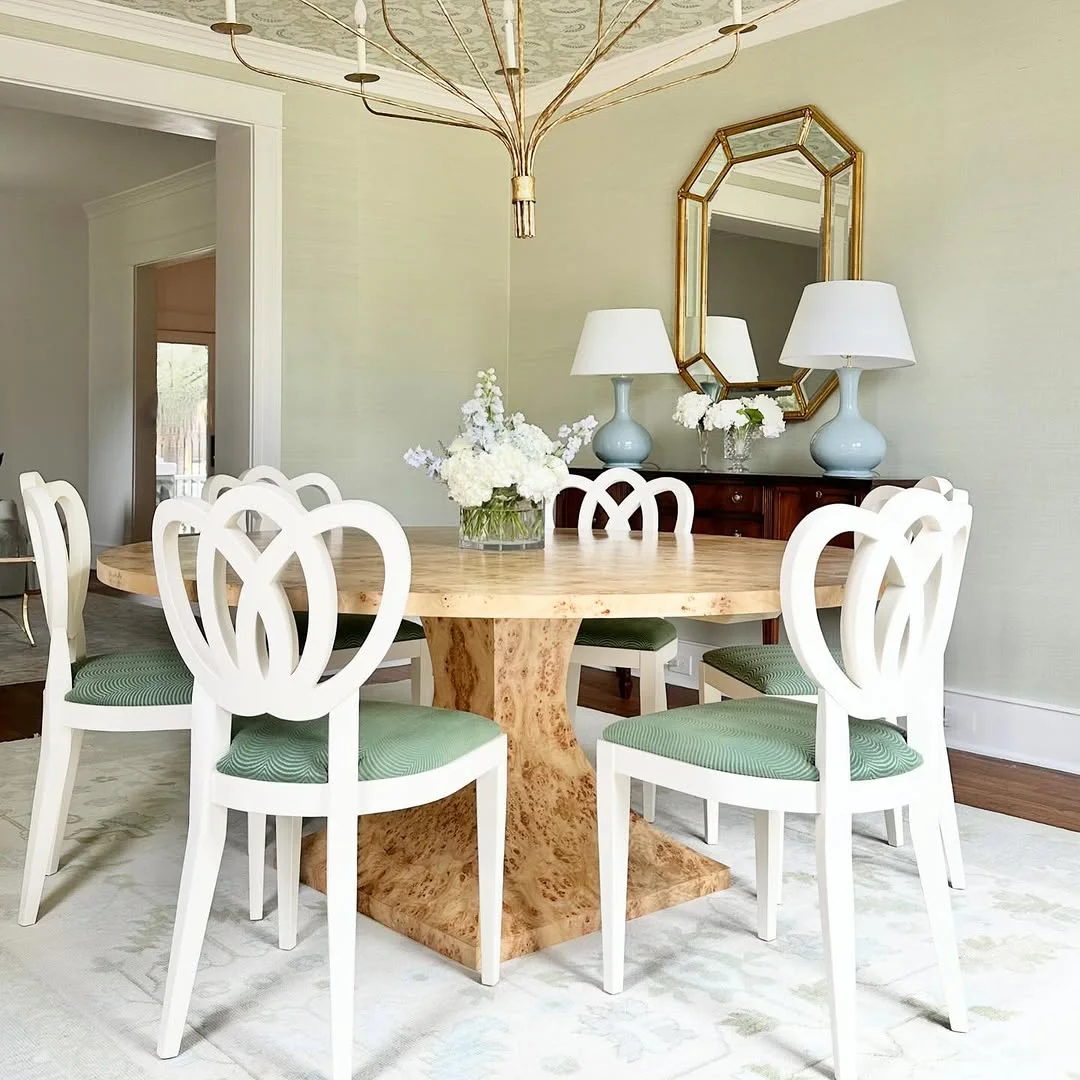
left=598, top=487, right=971, bottom=1079
left=13, top=473, right=248, bottom=927
left=207, top=467, right=433, bottom=706
left=153, top=484, right=506, bottom=1080
left=699, top=477, right=967, bottom=893
left=548, top=467, right=693, bottom=820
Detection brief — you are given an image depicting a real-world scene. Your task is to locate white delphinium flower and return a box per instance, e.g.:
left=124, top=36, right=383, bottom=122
left=507, top=419, right=555, bottom=460
left=403, top=446, right=443, bottom=477
left=673, top=392, right=712, bottom=430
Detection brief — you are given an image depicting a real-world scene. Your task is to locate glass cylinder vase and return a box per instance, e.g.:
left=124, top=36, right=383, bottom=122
left=459, top=490, right=544, bottom=551
left=723, top=425, right=760, bottom=473
left=697, top=425, right=712, bottom=472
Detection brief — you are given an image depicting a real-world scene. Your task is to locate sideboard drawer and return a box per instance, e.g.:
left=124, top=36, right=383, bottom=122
left=690, top=515, right=764, bottom=539
left=693, top=481, right=766, bottom=516
left=774, top=484, right=861, bottom=544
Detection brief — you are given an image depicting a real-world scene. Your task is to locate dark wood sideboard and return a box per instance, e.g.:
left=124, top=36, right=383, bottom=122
left=555, top=468, right=910, bottom=647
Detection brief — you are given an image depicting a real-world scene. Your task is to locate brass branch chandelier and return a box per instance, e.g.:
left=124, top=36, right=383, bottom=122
left=212, top=0, right=803, bottom=237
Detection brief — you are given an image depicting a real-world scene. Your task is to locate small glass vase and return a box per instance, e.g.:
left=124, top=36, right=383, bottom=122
left=723, top=425, right=760, bottom=473
left=460, top=490, right=544, bottom=551
left=696, top=426, right=712, bottom=472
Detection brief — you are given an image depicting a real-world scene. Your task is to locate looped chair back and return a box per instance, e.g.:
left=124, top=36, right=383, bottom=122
left=780, top=485, right=972, bottom=723
left=20, top=471, right=90, bottom=662
left=547, top=467, right=694, bottom=537
left=152, top=483, right=409, bottom=721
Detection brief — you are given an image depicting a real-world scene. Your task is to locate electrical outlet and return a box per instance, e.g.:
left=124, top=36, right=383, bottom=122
left=665, top=651, right=693, bottom=677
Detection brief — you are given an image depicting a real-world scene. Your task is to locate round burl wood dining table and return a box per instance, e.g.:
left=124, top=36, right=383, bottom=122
left=97, top=526, right=851, bottom=971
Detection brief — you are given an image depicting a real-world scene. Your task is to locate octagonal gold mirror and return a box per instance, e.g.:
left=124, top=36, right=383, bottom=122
left=675, top=105, right=864, bottom=420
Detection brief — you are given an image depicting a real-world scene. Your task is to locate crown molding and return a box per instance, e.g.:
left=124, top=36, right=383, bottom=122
left=0, top=0, right=471, bottom=114
left=83, top=158, right=214, bottom=219
left=2, top=0, right=906, bottom=121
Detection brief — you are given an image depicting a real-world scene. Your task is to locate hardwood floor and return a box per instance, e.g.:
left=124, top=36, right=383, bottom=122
left=1, top=662, right=1076, bottom=833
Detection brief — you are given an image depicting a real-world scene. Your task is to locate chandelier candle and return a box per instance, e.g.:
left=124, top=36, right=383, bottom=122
left=210, top=0, right=805, bottom=237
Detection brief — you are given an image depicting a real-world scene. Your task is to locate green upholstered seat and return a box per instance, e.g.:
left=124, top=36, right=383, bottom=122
left=602, top=697, right=921, bottom=782
left=701, top=643, right=842, bottom=696
left=216, top=700, right=501, bottom=784
left=575, top=617, right=677, bottom=652
left=65, top=648, right=193, bottom=708
left=293, top=611, right=425, bottom=652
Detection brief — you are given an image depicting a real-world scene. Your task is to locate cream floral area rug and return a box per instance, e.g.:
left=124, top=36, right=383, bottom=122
left=0, top=686, right=1077, bottom=1080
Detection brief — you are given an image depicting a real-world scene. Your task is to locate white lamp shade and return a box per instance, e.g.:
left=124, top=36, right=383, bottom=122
left=779, top=280, right=916, bottom=371
left=571, top=308, right=677, bottom=376
left=705, top=316, right=758, bottom=382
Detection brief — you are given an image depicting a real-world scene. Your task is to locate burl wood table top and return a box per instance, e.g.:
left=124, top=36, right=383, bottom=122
left=97, top=526, right=850, bottom=620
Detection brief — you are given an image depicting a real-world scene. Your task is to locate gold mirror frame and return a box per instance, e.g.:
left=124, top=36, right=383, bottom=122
left=675, top=105, right=864, bottom=421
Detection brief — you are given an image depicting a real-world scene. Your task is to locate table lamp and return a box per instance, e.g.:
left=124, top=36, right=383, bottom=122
left=571, top=308, right=678, bottom=468
left=706, top=316, right=758, bottom=385
left=779, top=280, right=915, bottom=477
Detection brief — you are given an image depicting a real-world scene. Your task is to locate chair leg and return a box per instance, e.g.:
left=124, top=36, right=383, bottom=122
left=46, top=727, right=83, bottom=876
left=885, top=807, right=905, bottom=848
left=19, top=722, right=80, bottom=926
left=638, top=655, right=668, bottom=824
left=909, top=795, right=968, bottom=1032
left=326, top=808, right=359, bottom=1080
left=157, top=801, right=229, bottom=1058
left=420, top=646, right=434, bottom=707
left=936, top=740, right=965, bottom=891
left=565, top=662, right=582, bottom=725
left=755, top=809, right=784, bottom=942
left=816, top=810, right=858, bottom=1080
left=247, top=813, right=267, bottom=921
left=596, top=740, right=632, bottom=995
left=276, top=815, right=303, bottom=951
left=476, top=753, right=507, bottom=987
left=408, top=656, right=423, bottom=705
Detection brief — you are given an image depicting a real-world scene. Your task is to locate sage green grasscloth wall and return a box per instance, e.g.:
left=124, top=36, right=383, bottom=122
left=510, top=0, right=1080, bottom=707
left=0, top=11, right=509, bottom=528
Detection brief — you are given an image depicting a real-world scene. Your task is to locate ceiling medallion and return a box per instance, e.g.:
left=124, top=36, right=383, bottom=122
left=212, top=0, right=803, bottom=237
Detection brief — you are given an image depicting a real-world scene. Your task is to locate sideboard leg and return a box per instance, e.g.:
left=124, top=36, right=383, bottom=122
left=617, top=667, right=633, bottom=699
left=762, top=618, right=780, bottom=646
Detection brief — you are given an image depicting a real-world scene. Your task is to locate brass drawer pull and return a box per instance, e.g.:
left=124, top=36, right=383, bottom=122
left=733, top=528, right=743, bottom=538
left=731, top=491, right=743, bottom=503
left=815, top=490, right=823, bottom=499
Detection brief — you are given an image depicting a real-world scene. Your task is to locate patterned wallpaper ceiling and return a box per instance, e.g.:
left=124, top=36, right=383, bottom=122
left=103, top=0, right=779, bottom=84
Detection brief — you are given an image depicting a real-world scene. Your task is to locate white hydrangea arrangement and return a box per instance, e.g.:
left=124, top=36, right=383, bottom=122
left=674, top=391, right=786, bottom=438
left=405, top=369, right=597, bottom=518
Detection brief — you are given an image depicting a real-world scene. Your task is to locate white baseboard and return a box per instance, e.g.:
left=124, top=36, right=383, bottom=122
left=663, top=638, right=1080, bottom=777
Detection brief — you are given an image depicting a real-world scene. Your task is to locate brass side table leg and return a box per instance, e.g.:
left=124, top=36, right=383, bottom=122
left=21, top=590, right=35, bottom=646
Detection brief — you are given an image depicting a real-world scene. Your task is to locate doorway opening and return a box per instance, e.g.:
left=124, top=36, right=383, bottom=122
left=132, top=253, right=216, bottom=540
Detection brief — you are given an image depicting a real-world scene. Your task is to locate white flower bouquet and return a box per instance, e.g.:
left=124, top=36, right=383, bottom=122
left=674, top=391, right=785, bottom=472
left=405, top=369, right=597, bottom=549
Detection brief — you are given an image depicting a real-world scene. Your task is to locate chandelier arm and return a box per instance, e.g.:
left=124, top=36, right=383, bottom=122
left=226, top=35, right=512, bottom=145
left=478, top=0, right=525, bottom=169
left=515, top=0, right=527, bottom=154
left=360, top=92, right=513, bottom=139
left=528, top=0, right=665, bottom=149
left=536, top=31, right=739, bottom=138
left=425, top=0, right=517, bottom=140
left=597, top=0, right=604, bottom=43
left=373, top=0, right=514, bottom=136
left=532, top=36, right=743, bottom=152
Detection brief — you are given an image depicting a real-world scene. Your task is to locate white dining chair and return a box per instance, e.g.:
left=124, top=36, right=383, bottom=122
left=15, top=472, right=267, bottom=927
left=547, top=467, right=694, bottom=821
left=698, top=477, right=967, bottom=893
left=207, top=466, right=433, bottom=708
left=153, top=482, right=507, bottom=1080
left=597, top=485, right=971, bottom=1079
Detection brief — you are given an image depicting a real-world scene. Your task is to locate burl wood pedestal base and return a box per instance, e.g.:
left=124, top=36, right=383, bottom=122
left=299, top=617, right=730, bottom=969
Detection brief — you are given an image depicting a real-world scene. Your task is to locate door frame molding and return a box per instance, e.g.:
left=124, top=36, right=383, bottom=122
left=0, top=31, right=283, bottom=473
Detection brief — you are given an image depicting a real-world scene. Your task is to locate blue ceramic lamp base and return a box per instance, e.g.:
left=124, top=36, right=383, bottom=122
left=809, top=366, right=886, bottom=479
left=593, top=375, right=652, bottom=468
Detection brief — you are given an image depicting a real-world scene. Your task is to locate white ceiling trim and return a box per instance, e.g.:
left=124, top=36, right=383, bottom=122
left=1, top=0, right=907, bottom=120
left=83, top=157, right=213, bottom=218
left=0, top=0, right=470, bottom=113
